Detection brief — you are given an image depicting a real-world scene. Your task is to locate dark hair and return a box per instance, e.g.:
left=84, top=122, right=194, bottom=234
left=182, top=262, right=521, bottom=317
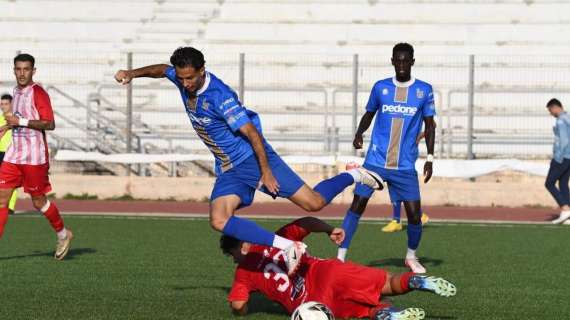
left=14, top=53, right=35, bottom=68
left=547, top=98, right=563, bottom=109
left=1, top=94, right=12, bottom=101
left=170, top=47, right=205, bottom=70
left=220, top=235, right=241, bottom=256
left=393, top=43, right=414, bottom=58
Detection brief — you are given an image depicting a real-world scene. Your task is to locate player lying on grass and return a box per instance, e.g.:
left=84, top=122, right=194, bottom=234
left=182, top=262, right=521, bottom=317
left=115, top=47, right=383, bottom=275
left=221, top=217, right=456, bottom=320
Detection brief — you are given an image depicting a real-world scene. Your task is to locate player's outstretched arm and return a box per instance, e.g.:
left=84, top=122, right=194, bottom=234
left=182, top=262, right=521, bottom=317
left=239, top=122, right=279, bottom=195
left=423, top=116, right=436, bottom=183
left=230, top=301, right=248, bottom=316
left=293, top=217, right=345, bottom=245
left=114, top=64, right=170, bottom=85
left=353, top=111, right=376, bottom=149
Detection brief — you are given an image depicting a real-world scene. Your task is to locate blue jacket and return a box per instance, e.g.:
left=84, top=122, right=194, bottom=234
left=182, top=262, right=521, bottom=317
left=553, top=112, right=570, bottom=163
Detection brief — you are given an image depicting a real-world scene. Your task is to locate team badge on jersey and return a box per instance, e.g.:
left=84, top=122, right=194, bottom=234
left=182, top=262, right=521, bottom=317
left=202, top=100, right=210, bottom=110
left=382, top=88, right=389, bottom=95
left=416, top=88, right=424, bottom=99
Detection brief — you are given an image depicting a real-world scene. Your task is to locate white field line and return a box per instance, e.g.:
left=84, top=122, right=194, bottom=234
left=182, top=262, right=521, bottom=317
left=11, top=211, right=560, bottom=227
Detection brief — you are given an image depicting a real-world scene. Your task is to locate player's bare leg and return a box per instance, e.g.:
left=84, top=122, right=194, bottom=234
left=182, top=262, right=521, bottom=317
left=403, top=201, right=426, bottom=273
left=32, top=194, right=73, bottom=260
left=211, top=194, right=305, bottom=275
left=288, top=168, right=384, bottom=213
left=0, top=187, right=16, bottom=238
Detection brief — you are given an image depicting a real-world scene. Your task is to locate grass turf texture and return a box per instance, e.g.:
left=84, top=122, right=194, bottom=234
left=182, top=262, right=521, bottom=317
left=1, top=215, right=569, bottom=320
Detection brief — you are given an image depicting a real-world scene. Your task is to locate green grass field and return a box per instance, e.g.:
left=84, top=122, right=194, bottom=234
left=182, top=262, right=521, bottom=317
left=1, top=214, right=569, bottom=320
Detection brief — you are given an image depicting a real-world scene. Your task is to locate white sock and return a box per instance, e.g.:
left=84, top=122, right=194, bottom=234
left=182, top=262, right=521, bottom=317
left=337, top=248, right=347, bottom=262
left=346, top=168, right=362, bottom=183
left=272, top=235, right=294, bottom=250
left=406, top=248, right=416, bottom=260
left=57, top=228, right=68, bottom=240
left=40, top=200, right=51, bottom=213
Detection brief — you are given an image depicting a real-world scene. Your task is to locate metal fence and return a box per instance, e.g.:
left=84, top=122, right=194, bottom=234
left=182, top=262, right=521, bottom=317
left=2, top=51, right=570, bottom=174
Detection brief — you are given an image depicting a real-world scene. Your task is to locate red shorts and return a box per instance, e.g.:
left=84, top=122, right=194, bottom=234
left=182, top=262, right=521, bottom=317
left=306, top=259, right=387, bottom=319
left=0, top=162, right=52, bottom=196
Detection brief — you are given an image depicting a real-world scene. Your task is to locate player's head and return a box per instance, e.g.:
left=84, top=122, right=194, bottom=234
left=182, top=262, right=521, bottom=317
left=547, top=98, right=564, bottom=117
left=13, top=53, right=36, bottom=87
left=0, top=93, right=12, bottom=113
left=391, top=43, right=414, bottom=82
left=220, top=235, right=250, bottom=264
left=170, top=47, right=206, bottom=95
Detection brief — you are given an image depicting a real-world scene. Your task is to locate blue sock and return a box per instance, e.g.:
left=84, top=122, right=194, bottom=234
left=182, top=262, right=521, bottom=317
left=313, top=172, right=354, bottom=204
left=340, top=210, right=362, bottom=249
left=407, top=223, right=423, bottom=250
left=222, top=216, right=275, bottom=247
left=392, top=201, right=401, bottom=223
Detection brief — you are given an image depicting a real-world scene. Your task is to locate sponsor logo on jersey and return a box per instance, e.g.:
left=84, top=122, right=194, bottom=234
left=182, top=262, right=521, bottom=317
left=189, top=113, right=212, bottom=126
left=222, top=97, right=236, bottom=108
left=381, top=104, right=418, bottom=115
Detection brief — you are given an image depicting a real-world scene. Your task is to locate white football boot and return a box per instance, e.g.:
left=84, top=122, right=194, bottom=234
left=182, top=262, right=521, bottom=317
left=405, top=257, right=427, bottom=274
left=285, top=242, right=307, bottom=276
left=552, top=211, right=570, bottom=224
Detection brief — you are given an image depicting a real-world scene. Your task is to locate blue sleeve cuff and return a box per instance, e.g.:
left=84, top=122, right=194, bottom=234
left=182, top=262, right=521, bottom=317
left=229, top=112, right=252, bottom=132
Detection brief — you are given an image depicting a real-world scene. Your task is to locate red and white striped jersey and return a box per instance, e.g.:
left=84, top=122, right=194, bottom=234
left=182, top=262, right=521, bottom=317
left=4, top=83, right=54, bottom=165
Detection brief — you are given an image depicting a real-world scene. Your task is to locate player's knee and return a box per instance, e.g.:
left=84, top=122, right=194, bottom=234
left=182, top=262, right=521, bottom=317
left=545, top=180, right=555, bottom=189
left=209, top=215, right=228, bottom=232
left=303, top=200, right=324, bottom=212
left=31, top=197, right=47, bottom=211
left=408, top=214, right=422, bottom=225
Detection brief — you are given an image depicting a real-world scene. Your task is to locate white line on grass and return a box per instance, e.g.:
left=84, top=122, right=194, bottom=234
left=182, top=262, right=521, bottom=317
left=11, top=211, right=567, bottom=228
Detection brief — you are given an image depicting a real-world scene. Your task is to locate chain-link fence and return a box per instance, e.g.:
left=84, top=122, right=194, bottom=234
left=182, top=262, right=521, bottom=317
left=2, top=51, right=570, bottom=175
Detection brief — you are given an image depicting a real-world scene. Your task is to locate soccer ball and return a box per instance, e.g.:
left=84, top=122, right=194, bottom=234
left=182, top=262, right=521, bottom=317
left=291, top=301, right=335, bottom=320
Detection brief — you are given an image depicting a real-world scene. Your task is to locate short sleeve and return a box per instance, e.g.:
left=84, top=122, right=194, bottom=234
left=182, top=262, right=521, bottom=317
left=365, top=83, right=380, bottom=112
left=228, top=269, right=251, bottom=302
left=164, top=66, right=182, bottom=88
left=216, top=90, right=251, bottom=132
left=33, top=86, right=54, bottom=121
left=275, top=219, right=310, bottom=241
left=422, top=85, right=436, bottom=117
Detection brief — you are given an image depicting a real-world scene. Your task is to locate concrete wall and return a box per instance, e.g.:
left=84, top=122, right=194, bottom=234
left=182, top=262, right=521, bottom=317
left=24, top=171, right=554, bottom=208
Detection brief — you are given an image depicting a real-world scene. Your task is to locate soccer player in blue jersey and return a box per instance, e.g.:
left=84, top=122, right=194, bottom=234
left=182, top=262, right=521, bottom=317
left=337, top=43, right=436, bottom=273
left=114, top=47, right=383, bottom=274
left=382, top=129, right=433, bottom=233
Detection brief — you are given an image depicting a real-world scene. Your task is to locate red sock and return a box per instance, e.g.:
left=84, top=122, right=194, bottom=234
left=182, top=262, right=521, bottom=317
left=0, top=207, right=8, bottom=238
left=42, top=201, right=64, bottom=232
left=399, top=272, right=415, bottom=292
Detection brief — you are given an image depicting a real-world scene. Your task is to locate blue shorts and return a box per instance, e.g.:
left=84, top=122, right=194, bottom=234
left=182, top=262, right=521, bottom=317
left=354, top=163, right=420, bottom=202
left=210, top=152, right=305, bottom=208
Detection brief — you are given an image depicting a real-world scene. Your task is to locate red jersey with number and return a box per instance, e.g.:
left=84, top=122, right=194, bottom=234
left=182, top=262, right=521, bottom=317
left=227, top=221, right=388, bottom=318
left=4, top=83, right=53, bottom=165
left=228, top=222, right=317, bottom=313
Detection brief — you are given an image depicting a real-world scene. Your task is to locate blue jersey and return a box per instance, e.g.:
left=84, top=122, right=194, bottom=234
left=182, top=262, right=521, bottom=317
left=364, top=77, right=436, bottom=171
left=165, top=67, right=265, bottom=175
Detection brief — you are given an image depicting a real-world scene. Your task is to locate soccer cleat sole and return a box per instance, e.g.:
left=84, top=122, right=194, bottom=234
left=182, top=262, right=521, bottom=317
left=360, top=169, right=385, bottom=190
left=421, top=276, right=457, bottom=297
left=396, top=308, right=426, bottom=320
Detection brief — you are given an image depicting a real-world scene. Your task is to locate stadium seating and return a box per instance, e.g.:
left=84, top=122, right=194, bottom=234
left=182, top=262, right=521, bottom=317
left=1, top=0, right=568, bottom=162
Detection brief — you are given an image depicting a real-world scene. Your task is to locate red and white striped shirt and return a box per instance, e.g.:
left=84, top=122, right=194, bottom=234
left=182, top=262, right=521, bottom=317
left=4, top=83, right=54, bottom=165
